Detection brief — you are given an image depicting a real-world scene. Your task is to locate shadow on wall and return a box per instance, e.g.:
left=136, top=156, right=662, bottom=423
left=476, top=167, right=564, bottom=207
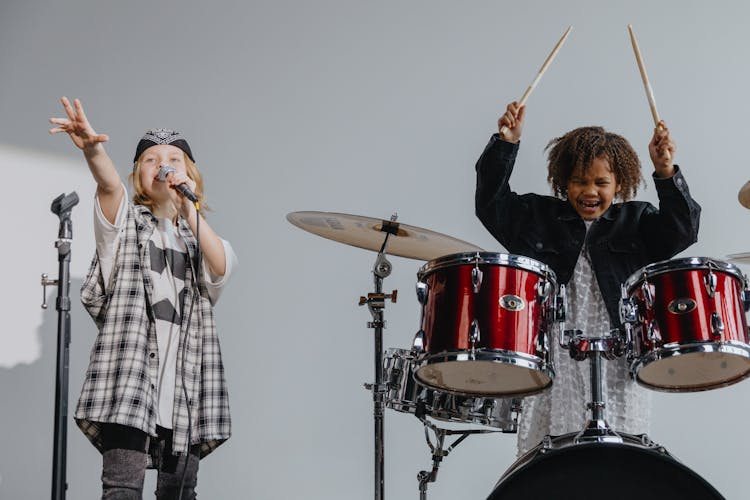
left=0, top=277, right=101, bottom=499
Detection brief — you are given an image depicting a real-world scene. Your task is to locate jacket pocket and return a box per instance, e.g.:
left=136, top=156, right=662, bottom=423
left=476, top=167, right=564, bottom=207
left=607, top=237, right=644, bottom=254
left=605, top=237, right=649, bottom=278
left=519, top=232, right=560, bottom=255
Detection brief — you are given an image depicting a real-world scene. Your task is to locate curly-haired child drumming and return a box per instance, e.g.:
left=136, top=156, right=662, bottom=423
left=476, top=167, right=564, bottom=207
left=50, top=97, right=237, bottom=499
left=475, top=101, right=700, bottom=455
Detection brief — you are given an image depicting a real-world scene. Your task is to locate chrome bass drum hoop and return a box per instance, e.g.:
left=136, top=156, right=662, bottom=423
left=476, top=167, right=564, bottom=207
left=487, top=432, right=723, bottom=500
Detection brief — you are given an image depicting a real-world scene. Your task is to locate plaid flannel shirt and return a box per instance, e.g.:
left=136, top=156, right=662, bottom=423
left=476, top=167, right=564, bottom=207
left=77, top=203, right=231, bottom=459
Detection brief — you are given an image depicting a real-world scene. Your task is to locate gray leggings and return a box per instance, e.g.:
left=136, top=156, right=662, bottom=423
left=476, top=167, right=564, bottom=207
left=100, top=424, right=200, bottom=500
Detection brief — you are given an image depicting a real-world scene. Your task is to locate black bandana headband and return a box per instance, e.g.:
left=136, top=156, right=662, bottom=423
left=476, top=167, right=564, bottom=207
left=133, top=128, right=194, bottom=164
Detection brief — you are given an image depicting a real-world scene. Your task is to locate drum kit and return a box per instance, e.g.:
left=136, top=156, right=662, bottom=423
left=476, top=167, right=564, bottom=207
left=288, top=210, right=750, bottom=500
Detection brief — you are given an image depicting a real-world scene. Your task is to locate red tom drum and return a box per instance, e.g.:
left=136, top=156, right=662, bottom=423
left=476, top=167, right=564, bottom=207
left=413, top=252, right=557, bottom=397
left=623, top=257, right=750, bottom=392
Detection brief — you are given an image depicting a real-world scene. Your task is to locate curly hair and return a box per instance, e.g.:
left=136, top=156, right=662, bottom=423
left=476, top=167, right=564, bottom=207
left=545, top=126, right=644, bottom=201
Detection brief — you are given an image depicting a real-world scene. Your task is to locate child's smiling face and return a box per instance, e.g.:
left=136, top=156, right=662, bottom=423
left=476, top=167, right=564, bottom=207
left=566, top=156, right=622, bottom=220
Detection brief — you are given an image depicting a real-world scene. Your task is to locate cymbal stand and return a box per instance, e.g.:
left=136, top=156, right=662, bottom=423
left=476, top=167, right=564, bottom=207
left=359, top=214, right=399, bottom=500
left=561, top=328, right=626, bottom=444
left=416, top=417, right=497, bottom=500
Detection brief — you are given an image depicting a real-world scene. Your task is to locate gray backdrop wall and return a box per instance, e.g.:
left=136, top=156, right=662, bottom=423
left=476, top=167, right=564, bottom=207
left=3, top=1, right=750, bottom=498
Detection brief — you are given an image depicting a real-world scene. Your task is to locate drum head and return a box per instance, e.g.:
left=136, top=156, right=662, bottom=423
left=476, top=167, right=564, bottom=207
left=636, top=348, right=750, bottom=391
left=416, top=359, right=552, bottom=397
left=488, top=439, right=723, bottom=500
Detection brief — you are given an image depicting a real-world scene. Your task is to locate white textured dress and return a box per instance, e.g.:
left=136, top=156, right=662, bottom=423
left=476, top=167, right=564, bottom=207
left=516, top=221, right=652, bottom=455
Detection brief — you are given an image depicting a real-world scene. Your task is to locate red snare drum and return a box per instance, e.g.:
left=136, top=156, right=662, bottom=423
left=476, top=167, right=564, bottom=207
left=413, top=252, right=557, bottom=397
left=623, top=257, right=750, bottom=392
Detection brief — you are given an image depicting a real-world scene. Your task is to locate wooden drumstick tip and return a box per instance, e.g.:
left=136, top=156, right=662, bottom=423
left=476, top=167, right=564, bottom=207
left=738, top=180, right=750, bottom=209
left=498, top=26, right=572, bottom=137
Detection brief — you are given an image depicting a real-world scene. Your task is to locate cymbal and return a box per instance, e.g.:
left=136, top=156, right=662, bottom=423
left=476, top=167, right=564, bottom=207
left=287, top=211, right=484, bottom=261
left=726, top=252, right=750, bottom=265
left=739, top=180, right=750, bottom=209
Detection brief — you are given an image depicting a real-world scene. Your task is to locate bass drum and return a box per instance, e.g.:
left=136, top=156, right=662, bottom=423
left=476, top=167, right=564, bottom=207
left=487, top=433, right=723, bottom=500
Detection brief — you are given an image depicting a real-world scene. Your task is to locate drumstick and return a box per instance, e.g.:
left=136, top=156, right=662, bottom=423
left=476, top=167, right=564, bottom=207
left=499, top=26, right=572, bottom=136
left=628, top=24, right=671, bottom=160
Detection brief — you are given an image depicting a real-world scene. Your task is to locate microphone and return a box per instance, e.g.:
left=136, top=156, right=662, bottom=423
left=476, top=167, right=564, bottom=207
left=157, top=165, right=199, bottom=203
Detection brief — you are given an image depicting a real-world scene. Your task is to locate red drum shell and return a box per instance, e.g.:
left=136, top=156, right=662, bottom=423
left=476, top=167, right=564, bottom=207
left=414, top=252, right=556, bottom=397
left=625, top=257, right=750, bottom=392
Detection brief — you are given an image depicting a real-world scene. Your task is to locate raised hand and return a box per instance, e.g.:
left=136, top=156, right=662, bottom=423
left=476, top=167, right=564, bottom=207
left=49, top=97, right=109, bottom=151
left=649, top=120, right=675, bottom=178
left=498, top=101, right=525, bottom=144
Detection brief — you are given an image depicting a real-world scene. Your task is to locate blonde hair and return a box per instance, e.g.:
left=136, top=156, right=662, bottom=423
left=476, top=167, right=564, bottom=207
left=129, top=153, right=207, bottom=216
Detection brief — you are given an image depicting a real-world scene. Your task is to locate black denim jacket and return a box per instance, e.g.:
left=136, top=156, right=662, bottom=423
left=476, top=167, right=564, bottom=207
left=475, top=135, right=701, bottom=327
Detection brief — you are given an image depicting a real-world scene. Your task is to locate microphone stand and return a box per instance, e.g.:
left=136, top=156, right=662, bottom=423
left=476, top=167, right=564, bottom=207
left=42, top=192, right=79, bottom=500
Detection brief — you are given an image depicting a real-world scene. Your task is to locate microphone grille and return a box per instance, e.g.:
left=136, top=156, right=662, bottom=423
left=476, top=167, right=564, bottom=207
left=157, top=165, right=177, bottom=181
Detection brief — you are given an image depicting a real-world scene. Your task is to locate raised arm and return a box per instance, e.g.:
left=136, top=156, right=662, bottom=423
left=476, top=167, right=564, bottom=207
left=49, top=97, right=123, bottom=223
left=641, top=122, right=700, bottom=259
left=165, top=168, right=228, bottom=277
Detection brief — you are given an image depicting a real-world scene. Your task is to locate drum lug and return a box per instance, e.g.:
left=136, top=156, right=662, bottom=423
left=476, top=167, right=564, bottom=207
left=711, top=312, right=725, bottom=340
left=704, top=270, right=717, bottom=299
left=641, top=281, right=654, bottom=308
left=469, top=319, right=481, bottom=351
left=743, top=289, right=750, bottom=312
left=471, top=265, right=483, bottom=294
left=416, top=281, right=429, bottom=305
left=647, top=321, right=661, bottom=345
left=412, top=329, right=426, bottom=354
left=537, top=279, right=551, bottom=302
left=619, top=286, right=637, bottom=324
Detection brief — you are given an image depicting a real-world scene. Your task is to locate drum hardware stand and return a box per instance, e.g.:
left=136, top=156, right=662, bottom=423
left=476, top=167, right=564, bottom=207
left=359, top=214, right=399, bottom=500
left=41, top=192, right=79, bottom=500
left=561, top=328, right=626, bottom=445
left=415, top=415, right=499, bottom=500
